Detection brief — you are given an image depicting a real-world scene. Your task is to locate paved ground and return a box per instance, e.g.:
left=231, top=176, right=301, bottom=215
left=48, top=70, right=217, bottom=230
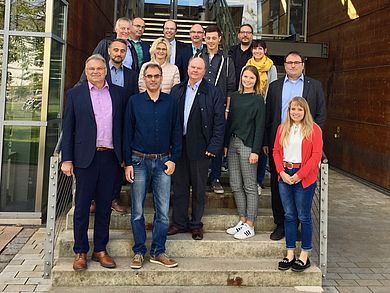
left=0, top=169, right=389, bottom=293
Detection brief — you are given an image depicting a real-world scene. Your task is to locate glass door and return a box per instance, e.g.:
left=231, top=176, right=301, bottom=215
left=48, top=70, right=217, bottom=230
left=144, top=0, right=205, bottom=20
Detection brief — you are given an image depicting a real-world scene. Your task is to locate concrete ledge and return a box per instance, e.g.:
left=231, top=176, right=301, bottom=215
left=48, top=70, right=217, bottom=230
left=52, top=257, right=322, bottom=287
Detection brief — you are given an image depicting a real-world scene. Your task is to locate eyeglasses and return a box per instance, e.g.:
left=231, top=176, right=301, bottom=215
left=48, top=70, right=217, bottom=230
left=86, top=67, right=105, bottom=72
left=285, top=61, right=303, bottom=65
left=239, top=31, right=252, bottom=35
left=144, top=74, right=162, bottom=79
left=190, top=31, right=204, bottom=34
left=133, top=24, right=145, bottom=29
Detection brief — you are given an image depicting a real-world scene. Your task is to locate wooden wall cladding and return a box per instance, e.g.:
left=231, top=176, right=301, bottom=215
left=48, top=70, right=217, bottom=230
left=306, top=2, right=390, bottom=189
left=65, top=0, right=115, bottom=91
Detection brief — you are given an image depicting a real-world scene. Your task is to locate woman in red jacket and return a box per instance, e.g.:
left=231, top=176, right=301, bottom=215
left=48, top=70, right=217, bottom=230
left=273, top=96, right=323, bottom=272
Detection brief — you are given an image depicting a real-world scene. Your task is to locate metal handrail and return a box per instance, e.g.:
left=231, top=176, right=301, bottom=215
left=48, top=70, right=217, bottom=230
left=206, top=0, right=237, bottom=51
left=312, top=153, right=329, bottom=278
left=43, top=133, right=74, bottom=278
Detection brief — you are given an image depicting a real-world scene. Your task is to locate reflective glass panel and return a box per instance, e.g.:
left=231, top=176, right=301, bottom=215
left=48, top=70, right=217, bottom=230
left=0, top=35, right=3, bottom=88
left=0, top=0, right=5, bottom=29
left=290, top=0, right=305, bottom=36
left=261, top=0, right=288, bottom=35
left=48, top=40, right=63, bottom=120
left=5, top=36, right=44, bottom=121
left=10, top=0, right=45, bottom=32
left=0, top=125, right=39, bottom=212
left=52, top=0, right=66, bottom=38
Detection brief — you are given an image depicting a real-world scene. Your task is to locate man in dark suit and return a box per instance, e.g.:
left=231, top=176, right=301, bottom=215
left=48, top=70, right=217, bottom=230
left=167, top=57, right=225, bottom=240
left=163, top=19, right=193, bottom=81
left=264, top=51, right=327, bottom=241
left=129, top=17, right=151, bottom=73
left=61, top=54, right=123, bottom=271
left=79, top=39, right=138, bottom=213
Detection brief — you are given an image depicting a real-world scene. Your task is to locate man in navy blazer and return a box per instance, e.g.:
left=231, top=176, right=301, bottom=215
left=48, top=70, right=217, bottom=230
left=264, top=51, right=326, bottom=241
left=163, top=20, right=193, bottom=81
left=61, top=54, right=123, bottom=271
left=129, top=17, right=151, bottom=73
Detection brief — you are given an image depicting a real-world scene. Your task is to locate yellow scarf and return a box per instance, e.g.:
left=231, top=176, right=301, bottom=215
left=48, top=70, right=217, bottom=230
left=246, top=56, right=274, bottom=95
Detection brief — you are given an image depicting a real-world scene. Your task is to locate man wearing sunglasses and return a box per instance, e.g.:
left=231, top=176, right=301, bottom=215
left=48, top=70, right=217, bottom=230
left=263, top=50, right=327, bottom=241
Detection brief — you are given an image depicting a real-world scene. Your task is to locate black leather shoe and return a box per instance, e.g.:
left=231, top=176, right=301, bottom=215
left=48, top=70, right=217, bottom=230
left=191, top=228, right=203, bottom=240
left=278, top=257, right=296, bottom=271
left=270, top=225, right=285, bottom=240
left=292, top=258, right=311, bottom=272
left=167, top=225, right=187, bottom=236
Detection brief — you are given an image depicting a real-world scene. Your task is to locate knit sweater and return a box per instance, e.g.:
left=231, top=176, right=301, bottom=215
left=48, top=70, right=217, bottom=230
left=224, top=91, right=265, bottom=154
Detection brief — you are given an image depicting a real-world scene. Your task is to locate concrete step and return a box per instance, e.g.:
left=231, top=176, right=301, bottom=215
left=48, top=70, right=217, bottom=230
left=51, top=257, right=322, bottom=287
left=58, top=230, right=289, bottom=258
left=118, top=186, right=272, bottom=209
left=65, top=207, right=275, bottom=232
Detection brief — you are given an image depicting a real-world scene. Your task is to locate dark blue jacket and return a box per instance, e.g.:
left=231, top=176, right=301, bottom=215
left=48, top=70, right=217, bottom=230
left=170, top=79, right=225, bottom=157
left=61, top=82, right=123, bottom=168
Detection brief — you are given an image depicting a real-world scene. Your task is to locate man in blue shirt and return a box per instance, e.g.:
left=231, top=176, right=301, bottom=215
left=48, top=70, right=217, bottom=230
left=264, top=51, right=327, bottom=241
left=123, top=63, right=182, bottom=270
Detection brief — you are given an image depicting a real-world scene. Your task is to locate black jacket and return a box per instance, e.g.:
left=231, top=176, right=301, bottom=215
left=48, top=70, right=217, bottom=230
left=170, top=79, right=225, bottom=159
left=174, top=40, right=193, bottom=82
left=264, top=76, right=327, bottom=149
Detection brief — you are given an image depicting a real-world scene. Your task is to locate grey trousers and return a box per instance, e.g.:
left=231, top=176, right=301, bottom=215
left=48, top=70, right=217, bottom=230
left=228, top=136, right=259, bottom=222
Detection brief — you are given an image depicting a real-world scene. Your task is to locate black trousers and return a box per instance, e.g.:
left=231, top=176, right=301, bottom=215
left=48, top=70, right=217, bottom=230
left=269, top=150, right=285, bottom=226
left=172, top=143, right=210, bottom=231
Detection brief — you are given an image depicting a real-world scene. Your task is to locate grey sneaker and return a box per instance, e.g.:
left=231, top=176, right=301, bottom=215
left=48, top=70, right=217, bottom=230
left=130, top=254, right=144, bottom=269
left=150, top=254, right=178, bottom=268
left=211, top=179, right=224, bottom=194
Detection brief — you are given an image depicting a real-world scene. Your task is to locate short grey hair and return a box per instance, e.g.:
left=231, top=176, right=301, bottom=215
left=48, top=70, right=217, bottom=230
left=85, top=54, right=106, bottom=68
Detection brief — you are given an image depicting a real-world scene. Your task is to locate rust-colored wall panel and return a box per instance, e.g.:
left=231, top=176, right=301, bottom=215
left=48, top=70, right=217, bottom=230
left=65, top=0, right=115, bottom=91
left=307, top=2, right=390, bottom=189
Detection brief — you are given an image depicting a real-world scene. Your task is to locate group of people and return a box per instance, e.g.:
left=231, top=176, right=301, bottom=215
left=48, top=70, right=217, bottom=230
left=61, top=16, right=326, bottom=274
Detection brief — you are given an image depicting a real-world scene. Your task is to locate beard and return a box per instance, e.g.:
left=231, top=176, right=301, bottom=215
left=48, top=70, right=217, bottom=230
left=241, top=40, right=251, bottom=46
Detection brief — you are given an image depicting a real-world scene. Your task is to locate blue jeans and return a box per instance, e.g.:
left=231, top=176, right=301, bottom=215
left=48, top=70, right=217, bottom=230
left=131, top=155, right=171, bottom=257
left=278, top=168, right=316, bottom=251
left=209, top=150, right=222, bottom=182
left=256, top=150, right=268, bottom=185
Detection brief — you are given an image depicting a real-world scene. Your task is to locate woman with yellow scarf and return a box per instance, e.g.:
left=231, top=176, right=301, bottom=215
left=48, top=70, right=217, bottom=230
left=246, top=40, right=278, bottom=196
left=246, top=40, right=278, bottom=98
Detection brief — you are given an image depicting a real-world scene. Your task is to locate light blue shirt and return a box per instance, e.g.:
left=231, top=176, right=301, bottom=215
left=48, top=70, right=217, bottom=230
left=123, top=40, right=133, bottom=69
left=281, top=74, right=304, bottom=123
left=109, top=60, right=124, bottom=87
left=169, top=39, right=177, bottom=65
left=192, top=44, right=203, bottom=55
left=183, top=80, right=202, bottom=135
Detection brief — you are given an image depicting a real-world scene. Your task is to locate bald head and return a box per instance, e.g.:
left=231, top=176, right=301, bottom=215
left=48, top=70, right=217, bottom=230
left=187, top=57, right=206, bottom=84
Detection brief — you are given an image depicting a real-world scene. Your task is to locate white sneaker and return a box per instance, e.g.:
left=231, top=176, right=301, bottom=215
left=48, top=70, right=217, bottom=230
left=226, top=221, right=244, bottom=235
left=234, top=223, right=255, bottom=240
left=257, top=184, right=262, bottom=196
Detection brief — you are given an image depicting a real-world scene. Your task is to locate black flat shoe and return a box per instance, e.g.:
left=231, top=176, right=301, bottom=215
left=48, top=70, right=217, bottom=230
left=292, top=258, right=311, bottom=272
left=278, top=257, right=296, bottom=271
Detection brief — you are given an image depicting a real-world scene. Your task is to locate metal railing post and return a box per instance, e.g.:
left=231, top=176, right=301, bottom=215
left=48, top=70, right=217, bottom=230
left=319, top=160, right=329, bottom=278
left=43, top=156, right=59, bottom=279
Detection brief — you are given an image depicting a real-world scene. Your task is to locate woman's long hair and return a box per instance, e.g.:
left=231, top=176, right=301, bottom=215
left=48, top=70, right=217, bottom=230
left=279, top=96, right=314, bottom=147
left=238, top=65, right=262, bottom=95
left=150, top=37, right=171, bottom=64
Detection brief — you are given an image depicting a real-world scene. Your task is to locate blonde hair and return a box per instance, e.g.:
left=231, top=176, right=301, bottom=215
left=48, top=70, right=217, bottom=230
left=279, top=96, right=314, bottom=147
left=150, top=37, right=171, bottom=64
left=239, top=65, right=262, bottom=95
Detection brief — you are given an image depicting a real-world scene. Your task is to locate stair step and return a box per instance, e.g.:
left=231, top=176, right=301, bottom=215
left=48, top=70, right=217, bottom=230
left=58, top=230, right=290, bottom=258
left=65, top=207, right=275, bottom=232
left=118, top=186, right=272, bottom=209
left=51, top=257, right=322, bottom=287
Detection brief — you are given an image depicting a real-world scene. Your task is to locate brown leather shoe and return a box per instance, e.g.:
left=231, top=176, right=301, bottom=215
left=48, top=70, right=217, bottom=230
left=90, top=201, right=96, bottom=213
left=73, top=253, right=87, bottom=271
left=167, top=225, right=187, bottom=236
left=111, top=199, right=128, bottom=214
left=191, top=228, right=203, bottom=240
left=92, top=251, right=116, bottom=268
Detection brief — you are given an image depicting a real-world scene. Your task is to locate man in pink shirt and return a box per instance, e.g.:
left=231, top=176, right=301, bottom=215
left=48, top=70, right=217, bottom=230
left=61, top=54, right=124, bottom=271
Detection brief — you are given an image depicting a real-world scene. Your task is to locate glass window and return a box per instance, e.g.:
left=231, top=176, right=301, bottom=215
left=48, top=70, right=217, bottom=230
left=0, top=0, right=5, bottom=29
left=10, top=0, right=46, bottom=32
left=0, top=35, right=3, bottom=88
left=1, top=125, right=39, bottom=212
left=290, top=0, right=305, bottom=36
left=5, top=36, right=44, bottom=121
left=261, top=0, right=288, bottom=35
left=52, top=0, right=66, bottom=38
left=48, top=40, right=63, bottom=120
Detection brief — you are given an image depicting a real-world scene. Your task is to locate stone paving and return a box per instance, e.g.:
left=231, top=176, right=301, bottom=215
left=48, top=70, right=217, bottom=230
left=0, top=169, right=389, bottom=292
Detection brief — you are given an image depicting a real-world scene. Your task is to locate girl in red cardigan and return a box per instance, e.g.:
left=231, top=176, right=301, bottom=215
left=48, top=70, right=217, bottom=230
left=273, top=96, right=323, bottom=272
